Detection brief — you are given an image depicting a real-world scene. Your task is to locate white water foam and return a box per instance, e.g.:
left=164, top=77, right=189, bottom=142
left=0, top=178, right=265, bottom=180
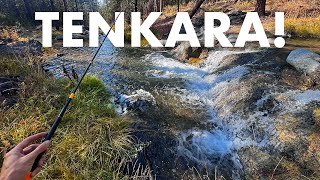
left=293, top=90, right=320, bottom=105
left=146, top=50, right=253, bottom=174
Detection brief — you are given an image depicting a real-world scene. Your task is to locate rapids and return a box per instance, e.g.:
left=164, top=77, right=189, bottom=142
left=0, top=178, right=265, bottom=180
left=43, top=38, right=320, bottom=179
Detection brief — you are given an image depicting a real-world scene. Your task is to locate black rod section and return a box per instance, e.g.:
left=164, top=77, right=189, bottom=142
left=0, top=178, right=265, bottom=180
left=30, top=12, right=122, bottom=172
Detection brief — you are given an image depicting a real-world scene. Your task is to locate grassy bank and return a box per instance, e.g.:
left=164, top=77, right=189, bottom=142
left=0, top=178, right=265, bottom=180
left=0, top=57, right=142, bottom=179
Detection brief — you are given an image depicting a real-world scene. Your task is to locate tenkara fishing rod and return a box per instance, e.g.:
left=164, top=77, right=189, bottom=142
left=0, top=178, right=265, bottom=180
left=25, top=12, right=122, bottom=180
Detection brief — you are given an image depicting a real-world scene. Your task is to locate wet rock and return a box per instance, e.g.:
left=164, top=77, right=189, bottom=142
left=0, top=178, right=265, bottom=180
left=0, top=40, right=6, bottom=45
left=55, top=35, right=63, bottom=40
left=193, top=16, right=204, bottom=29
left=0, top=39, right=42, bottom=56
left=55, top=34, right=88, bottom=41
left=57, top=53, right=65, bottom=57
left=159, top=39, right=167, bottom=45
left=284, top=31, right=292, bottom=38
left=73, top=34, right=87, bottom=39
left=82, top=30, right=89, bottom=35
left=228, top=34, right=238, bottom=44
left=119, top=89, right=156, bottom=113
left=227, top=11, right=246, bottom=25
left=268, top=38, right=275, bottom=45
left=171, top=42, right=208, bottom=62
left=171, top=42, right=191, bottom=62
left=286, top=48, right=320, bottom=74
left=0, top=77, right=19, bottom=108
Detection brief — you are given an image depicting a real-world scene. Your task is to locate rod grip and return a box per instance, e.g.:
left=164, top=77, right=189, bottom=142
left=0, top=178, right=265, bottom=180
left=25, top=172, right=32, bottom=180
left=31, top=151, right=45, bottom=172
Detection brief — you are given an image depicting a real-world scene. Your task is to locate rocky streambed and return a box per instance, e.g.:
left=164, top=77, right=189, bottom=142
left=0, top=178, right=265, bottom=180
left=39, top=37, right=320, bottom=179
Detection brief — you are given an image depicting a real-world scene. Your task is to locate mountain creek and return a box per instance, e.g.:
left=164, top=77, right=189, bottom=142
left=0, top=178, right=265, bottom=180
left=41, top=38, right=320, bottom=179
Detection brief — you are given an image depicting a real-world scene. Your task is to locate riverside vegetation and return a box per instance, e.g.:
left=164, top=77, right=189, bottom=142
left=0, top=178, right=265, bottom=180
left=0, top=56, right=147, bottom=179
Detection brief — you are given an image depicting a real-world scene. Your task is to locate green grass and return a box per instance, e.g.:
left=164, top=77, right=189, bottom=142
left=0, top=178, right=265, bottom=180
left=0, top=57, right=144, bottom=179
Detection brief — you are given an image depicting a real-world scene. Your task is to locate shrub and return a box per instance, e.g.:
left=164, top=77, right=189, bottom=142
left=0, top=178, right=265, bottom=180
left=0, top=27, right=20, bottom=41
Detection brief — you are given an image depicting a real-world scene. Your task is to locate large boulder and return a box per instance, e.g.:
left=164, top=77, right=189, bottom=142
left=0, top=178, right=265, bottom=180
left=286, top=48, right=320, bottom=74
left=171, top=42, right=192, bottom=62
left=171, top=42, right=208, bottom=62
left=119, top=89, right=156, bottom=113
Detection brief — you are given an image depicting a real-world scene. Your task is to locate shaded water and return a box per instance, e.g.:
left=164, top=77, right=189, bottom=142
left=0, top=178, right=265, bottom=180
left=43, top=38, right=319, bottom=179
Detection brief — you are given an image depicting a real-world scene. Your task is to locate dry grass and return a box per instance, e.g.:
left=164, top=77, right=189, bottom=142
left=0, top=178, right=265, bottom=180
left=234, top=1, right=254, bottom=11
left=0, top=57, right=147, bottom=179
left=0, top=26, right=29, bottom=42
left=313, top=108, right=320, bottom=126
left=42, top=47, right=58, bottom=58
left=285, top=17, right=320, bottom=38
left=162, top=1, right=195, bottom=18
left=0, top=27, right=20, bottom=41
left=261, top=16, right=320, bottom=38
left=266, top=0, right=320, bottom=18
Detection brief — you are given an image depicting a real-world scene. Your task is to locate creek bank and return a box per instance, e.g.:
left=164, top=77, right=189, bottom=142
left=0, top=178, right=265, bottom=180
left=0, top=39, right=42, bottom=56
left=0, top=35, right=43, bottom=107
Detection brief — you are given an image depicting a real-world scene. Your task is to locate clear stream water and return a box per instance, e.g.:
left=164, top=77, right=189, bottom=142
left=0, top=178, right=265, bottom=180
left=43, top=38, right=320, bottom=179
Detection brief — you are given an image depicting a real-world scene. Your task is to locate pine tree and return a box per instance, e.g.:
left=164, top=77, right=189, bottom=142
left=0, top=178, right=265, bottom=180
left=255, top=0, right=267, bottom=16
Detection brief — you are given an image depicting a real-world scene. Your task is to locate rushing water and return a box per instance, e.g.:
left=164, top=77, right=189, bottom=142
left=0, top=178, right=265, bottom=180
left=43, top=38, right=320, bottom=179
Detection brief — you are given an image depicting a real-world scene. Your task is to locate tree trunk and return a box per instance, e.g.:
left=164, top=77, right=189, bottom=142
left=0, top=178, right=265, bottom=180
left=159, top=0, right=163, bottom=12
left=22, top=0, right=33, bottom=21
left=255, top=0, right=266, bottom=16
left=189, top=0, right=205, bottom=18
left=134, top=0, right=138, bottom=12
left=63, top=0, right=68, bottom=12
left=74, top=0, right=79, bottom=11
left=146, top=0, right=152, bottom=15
left=154, top=0, right=158, bottom=12
left=177, top=0, right=180, bottom=12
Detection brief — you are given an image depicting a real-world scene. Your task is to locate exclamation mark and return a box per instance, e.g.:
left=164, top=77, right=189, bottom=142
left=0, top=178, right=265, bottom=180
left=274, top=12, right=286, bottom=48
